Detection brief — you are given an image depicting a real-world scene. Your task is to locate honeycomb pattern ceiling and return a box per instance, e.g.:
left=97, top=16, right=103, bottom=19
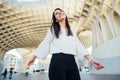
left=0, top=0, right=120, bottom=60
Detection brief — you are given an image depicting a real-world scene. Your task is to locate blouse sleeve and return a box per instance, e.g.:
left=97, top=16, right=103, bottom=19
left=73, top=30, right=90, bottom=59
left=34, top=28, right=54, bottom=59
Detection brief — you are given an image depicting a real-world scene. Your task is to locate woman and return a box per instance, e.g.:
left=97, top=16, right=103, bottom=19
left=28, top=8, right=104, bottom=80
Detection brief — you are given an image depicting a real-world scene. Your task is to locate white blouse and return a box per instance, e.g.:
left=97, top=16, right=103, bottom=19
left=35, top=27, right=90, bottom=59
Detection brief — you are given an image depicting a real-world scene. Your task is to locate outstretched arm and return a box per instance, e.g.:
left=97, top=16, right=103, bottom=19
left=27, top=28, right=54, bottom=67
left=72, top=30, right=104, bottom=70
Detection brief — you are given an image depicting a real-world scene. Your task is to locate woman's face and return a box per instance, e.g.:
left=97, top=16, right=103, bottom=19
left=54, top=9, right=66, bottom=22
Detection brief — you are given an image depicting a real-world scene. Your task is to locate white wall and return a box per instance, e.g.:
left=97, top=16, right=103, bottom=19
left=92, top=37, right=120, bottom=58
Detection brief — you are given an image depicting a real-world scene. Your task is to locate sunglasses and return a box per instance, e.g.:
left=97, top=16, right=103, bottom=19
left=54, top=10, right=64, bottom=15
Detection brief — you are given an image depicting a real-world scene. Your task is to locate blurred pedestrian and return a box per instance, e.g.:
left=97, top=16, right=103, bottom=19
left=1, top=68, right=7, bottom=79
left=9, top=67, right=14, bottom=79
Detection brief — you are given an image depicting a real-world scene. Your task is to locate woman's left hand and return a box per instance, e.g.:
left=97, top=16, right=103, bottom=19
left=91, top=59, right=104, bottom=70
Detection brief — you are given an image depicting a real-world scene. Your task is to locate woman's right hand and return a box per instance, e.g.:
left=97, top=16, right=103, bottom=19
left=27, top=56, right=36, bottom=67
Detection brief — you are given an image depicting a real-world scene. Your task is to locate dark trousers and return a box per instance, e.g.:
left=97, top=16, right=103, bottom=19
left=49, top=53, right=81, bottom=80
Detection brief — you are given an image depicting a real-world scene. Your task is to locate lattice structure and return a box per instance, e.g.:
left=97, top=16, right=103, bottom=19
left=0, top=0, right=120, bottom=60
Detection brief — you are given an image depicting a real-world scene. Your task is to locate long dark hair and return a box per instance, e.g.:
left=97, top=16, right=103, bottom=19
left=50, top=8, right=73, bottom=38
